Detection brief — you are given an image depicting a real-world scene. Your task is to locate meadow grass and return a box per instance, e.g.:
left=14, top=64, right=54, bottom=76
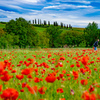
left=0, top=48, right=100, bottom=100
left=0, top=23, right=5, bottom=28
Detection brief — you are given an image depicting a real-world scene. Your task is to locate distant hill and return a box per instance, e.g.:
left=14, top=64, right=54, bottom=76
left=0, top=22, right=85, bottom=33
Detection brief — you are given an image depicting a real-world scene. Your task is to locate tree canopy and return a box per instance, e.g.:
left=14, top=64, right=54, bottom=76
left=84, top=22, right=100, bottom=46
left=5, top=17, right=37, bottom=48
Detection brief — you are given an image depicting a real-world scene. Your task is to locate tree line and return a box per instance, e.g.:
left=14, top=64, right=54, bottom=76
left=32, top=19, right=72, bottom=29
left=0, top=17, right=100, bottom=49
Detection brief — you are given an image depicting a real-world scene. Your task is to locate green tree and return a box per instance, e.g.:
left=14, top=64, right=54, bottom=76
left=5, top=17, right=37, bottom=48
left=84, top=22, right=99, bottom=47
left=46, top=26, right=62, bottom=47
left=59, top=30, right=83, bottom=47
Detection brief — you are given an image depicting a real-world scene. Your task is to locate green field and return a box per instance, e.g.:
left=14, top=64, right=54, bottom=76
left=34, top=26, right=46, bottom=32
left=0, top=48, right=99, bottom=100
left=0, top=23, right=6, bottom=28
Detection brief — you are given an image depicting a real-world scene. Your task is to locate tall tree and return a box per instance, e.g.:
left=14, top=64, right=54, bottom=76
left=67, top=24, right=68, bottom=29
left=40, top=19, right=42, bottom=25
left=35, top=19, right=37, bottom=24
left=61, top=22, right=63, bottom=28
left=33, top=20, right=34, bottom=24
left=44, top=20, right=47, bottom=25
left=84, top=22, right=99, bottom=46
left=38, top=19, right=40, bottom=25
left=48, top=21, right=50, bottom=26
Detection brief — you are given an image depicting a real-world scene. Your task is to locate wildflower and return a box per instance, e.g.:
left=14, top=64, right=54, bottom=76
left=0, top=85, right=2, bottom=91
left=34, top=77, right=40, bottom=83
left=59, top=57, right=65, bottom=60
left=38, top=86, right=47, bottom=95
left=21, top=68, right=33, bottom=75
left=1, top=88, right=19, bottom=100
left=70, top=64, right=74, bottom=68
left=48, top=54, right=52, bottom=58
left=82, top=91, right=90, bottom=100
left=72, top=71, right=78, bottom=80
left=57, top=88, right=64, bottom=93
left=81, top=79, right=88, bottom=85
left=20, top=89, right=24, bottom=92
left=81, top=56, right=89, bottom=66
left=70, top=89, right=74, bottom=95
left=76, top=63, right=80, bottom=67
left=88, top=85, right=94, bottom=93
left=16, top=74, right=24, bottom=80
left=45, top=74, right=56, bottom=83
left=0, top=73, right=12, bottom=82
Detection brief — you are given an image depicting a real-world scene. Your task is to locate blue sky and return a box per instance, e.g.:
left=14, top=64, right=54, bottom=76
left=0, top=0, right=100, bottom=28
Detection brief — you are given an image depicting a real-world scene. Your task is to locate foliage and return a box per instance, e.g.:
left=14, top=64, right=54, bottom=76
left=0, top=28, right=5, bottom=36
left=46, top=26, right=62, bottom=47
left=4, top=17, right=37, bottom=48
left=34, top=31, right=50, bottom=48
left=59, top=30, right=83, bottom=47
left=84, top=22, right=99, bottom=47
left=1, top=18, right=100, bottom=48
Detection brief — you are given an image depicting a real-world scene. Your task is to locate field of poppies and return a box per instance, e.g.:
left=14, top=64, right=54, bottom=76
left=0, top=48, right=100, bottom=100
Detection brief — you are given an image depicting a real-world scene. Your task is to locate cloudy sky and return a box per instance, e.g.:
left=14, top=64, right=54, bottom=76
left=0, top=0, right=100, bottom=28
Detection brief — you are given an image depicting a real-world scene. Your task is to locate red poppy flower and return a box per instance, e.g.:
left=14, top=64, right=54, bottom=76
left=22, top=82, right=27, bottom=88
left=0, top=85, right=2, bottom=91
left=72, top=71, right=78, bottom=79
left=11, top=70, right=16, bottom=73
left=38, top=86, right=47, bottom=95
left=0, top=73, right=12, bottom=82
left=20, top=89, right=24, bottom=92
left=82, top=91, right=90, bottom=100
left=80, top=68, right=86, bottom=74
left=45, top=74, right=56, bottom=83
left=16, top=74, right=24, bottom=80
left=60, top=98, right=66, bottom=100
left=59, top=74, right=64, bottom=78
left=88, top=85, right=94, bottom=93
left=57, top=88, right=64, bottom=93
left=0, top=61, right=5, bottom=73
left=76, top=63, right=80, bottom=67
left=27, top=75, right=33, bottom=79
left=34, top=77, right=40, bottom=83
left=66, top=74, right=70, bottom=76
left=81, top=56, right=89, bottom=66
left=62, top=70, right=66, bottom=74
left=48, top=54, right=52, bottom=58
left=90, top=94, right=96, bottom=100
left=81, top=79, right=88, bottom=85
left=21, top=68, right=33, bottom=75
left=70, top=64, right=74, bottom=68
left=59, top=57, right=65, bottom=60
left=1, top=88, right=19, bottom=100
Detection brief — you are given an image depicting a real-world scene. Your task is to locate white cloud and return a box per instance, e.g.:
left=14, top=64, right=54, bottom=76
left=14, top=0, right=45, bottom=4
left=77, top=5, right=93, bottom=8
left=75, top=1, right=91, bottom=4
left=43, top=4, right=93, bottom=10
left=43, top=6, right=59, bottom=9
left=7, top=5, right=23, bottom=9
